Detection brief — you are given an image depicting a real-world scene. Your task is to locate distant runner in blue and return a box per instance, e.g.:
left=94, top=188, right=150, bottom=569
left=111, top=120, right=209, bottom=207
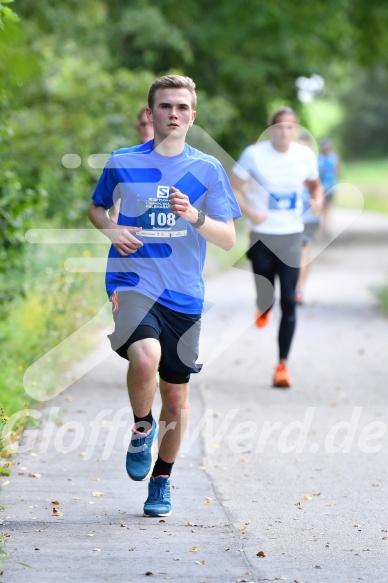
left=318, top=137, right=342, bottom=235
left=88, top=75, right=241, bottom=517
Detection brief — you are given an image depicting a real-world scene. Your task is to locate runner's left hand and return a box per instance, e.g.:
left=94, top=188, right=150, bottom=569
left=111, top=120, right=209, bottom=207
left=169, top=187, right=197, bottom=223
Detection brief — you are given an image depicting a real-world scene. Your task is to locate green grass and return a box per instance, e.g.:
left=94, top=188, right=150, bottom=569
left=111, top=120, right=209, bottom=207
left=0, top=238, right=110, bottom=454
left=336, top=158, right=388, bottom=214
left=375, top=286, right=388, bottom=315
left=343, top=158, right=388, bottom=184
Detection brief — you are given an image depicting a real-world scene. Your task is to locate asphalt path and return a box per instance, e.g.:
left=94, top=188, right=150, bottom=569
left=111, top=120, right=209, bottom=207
left=1, top=209, right=388, bottom=583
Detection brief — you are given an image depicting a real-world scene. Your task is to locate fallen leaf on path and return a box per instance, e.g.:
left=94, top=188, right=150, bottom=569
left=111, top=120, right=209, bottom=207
left=93, top=548, right=102, bottom=552
left=52, top=508, right=63, bottom=517
left=29, top=473, right=42, bottom=479
left=92, top=491, right=105, bottom=497
left=51, top=500, right=60, bottom=505
left=303, top=494, right=312, bottom=500
left=258, top=578, right=286, bottom=581
left=256, top=550, right=266, bottom=557
left=195, top=560, right=205, bottom=564
left=189, top=546, right=198, bottom=552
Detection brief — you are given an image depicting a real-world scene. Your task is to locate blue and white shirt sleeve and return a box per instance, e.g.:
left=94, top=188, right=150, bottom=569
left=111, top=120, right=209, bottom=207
left=91, top=154, right=118, bottom=209
left=204, top=161, right=242, bottom=222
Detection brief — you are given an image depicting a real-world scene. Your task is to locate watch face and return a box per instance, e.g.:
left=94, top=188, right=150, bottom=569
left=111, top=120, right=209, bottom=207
left=195, top=210, right=205, bottom=228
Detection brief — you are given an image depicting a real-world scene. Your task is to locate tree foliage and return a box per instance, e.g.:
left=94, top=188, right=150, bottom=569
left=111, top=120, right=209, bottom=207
left=0, top=0, right=18, bottom=28
left=2, top=0, right=388, bottom=307
left=337, top=66, right=388, bottom=159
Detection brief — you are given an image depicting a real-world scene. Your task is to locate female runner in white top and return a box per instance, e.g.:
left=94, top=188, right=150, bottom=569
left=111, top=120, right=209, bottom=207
left=231, top=107, right=323, bottom=388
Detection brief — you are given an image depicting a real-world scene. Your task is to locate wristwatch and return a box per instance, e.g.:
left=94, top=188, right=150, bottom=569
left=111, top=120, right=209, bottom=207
left=190, top=209, right=206, bottom=229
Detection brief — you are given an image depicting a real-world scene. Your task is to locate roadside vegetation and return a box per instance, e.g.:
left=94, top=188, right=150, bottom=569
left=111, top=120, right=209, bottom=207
left=2, top=0, right=388, bottom=456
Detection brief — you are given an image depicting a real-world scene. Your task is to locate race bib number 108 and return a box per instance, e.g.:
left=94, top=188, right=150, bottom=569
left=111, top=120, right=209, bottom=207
left=137, top=197, right=188, bottom=238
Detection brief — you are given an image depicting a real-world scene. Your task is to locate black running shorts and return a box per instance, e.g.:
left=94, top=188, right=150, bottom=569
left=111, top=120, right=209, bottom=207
left=108, top=291, right=202, bottom=384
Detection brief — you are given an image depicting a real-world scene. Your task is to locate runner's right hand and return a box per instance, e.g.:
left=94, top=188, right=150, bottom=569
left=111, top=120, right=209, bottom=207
left=106, top=225, right=144, bottom=255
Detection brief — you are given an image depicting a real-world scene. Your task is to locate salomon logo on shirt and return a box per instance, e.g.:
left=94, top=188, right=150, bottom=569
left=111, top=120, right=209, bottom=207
left=157, top=186, right=170, bottom=198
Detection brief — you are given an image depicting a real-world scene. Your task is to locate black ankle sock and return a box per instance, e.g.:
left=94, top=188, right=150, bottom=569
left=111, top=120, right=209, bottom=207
left=133, top=411, right=153, bottom=433
left=152, top=456, right=174, bottom=478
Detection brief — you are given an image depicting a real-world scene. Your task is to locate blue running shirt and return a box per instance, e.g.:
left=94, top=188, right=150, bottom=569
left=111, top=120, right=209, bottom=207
left=318, top=152, right=339, bottom=192
left=92, top=141, right=241, bottom=314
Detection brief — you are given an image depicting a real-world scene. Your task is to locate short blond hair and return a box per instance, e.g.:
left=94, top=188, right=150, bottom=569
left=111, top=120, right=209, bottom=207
left=148, top=75, right=197, bottom=109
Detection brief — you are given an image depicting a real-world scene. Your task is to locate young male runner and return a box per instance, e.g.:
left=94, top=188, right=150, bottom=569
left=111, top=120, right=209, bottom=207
left=88, top=75, right=241, bottom=516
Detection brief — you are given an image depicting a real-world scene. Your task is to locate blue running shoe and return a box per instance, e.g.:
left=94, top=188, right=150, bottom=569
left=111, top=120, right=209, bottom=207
left=126, top=421, right=158, bottom=481
left=143, top=476, right=172, bottom=517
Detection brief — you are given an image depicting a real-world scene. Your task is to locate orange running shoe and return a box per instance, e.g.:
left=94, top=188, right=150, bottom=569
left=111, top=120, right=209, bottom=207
left=273, top=363, right=292, bottom=388
left=255, top=309, right=272, bottom=328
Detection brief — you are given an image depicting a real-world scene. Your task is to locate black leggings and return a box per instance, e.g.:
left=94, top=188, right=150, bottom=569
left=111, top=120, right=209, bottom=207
left=248, top=232, right=302, bottom=360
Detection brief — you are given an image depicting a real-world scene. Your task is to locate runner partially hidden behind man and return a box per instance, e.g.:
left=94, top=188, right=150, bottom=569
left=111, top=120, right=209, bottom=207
left=88, top=75, right=241, bottom=517
left=230, top=107, right=323, bottom=388
left=295, top=131, right=321, bottom=305
left=109, top=107, right=154, bottom=224
left=318, top=137, right=342, bottom=237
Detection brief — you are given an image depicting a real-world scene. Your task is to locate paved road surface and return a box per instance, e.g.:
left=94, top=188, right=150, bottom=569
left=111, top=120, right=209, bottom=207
left=1, top=210, right=388, bottom=582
